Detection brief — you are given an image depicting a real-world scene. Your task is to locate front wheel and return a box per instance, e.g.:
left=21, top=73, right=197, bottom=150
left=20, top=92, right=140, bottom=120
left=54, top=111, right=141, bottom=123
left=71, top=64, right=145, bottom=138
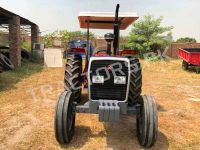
left=54, top=91, right=76, bottom=144
left=136, top=95, right=158, bottom=148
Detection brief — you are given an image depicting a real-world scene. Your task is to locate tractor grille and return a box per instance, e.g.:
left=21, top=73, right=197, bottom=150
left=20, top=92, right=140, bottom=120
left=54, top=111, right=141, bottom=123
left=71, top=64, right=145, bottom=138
left=89, top=59, right=129, bottom=101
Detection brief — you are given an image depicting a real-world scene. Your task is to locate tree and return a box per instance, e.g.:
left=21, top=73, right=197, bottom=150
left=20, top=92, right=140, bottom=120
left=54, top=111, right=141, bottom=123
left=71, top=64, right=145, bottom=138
left=127, top=15, right=173, bottom=53
left=58, top=30, right=94, bottom=41
left=176, top=37, right=197, bottom=43
left=119, top=36, right=129, bottom=49
left=43, top=30, right=95, bottom=48
left=43, top=32, right=56, bottom=48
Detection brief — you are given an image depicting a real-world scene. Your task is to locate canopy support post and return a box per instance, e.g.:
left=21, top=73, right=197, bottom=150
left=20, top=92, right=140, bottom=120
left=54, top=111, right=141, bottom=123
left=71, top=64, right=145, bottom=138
left=87, top=20, right=90, bottom=60
left=113, top=4, right=120, bottom=55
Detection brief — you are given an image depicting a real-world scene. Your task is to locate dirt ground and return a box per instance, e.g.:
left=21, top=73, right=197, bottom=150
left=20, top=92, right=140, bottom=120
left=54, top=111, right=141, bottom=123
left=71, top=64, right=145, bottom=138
left=0, top=60, right=200, bottom=150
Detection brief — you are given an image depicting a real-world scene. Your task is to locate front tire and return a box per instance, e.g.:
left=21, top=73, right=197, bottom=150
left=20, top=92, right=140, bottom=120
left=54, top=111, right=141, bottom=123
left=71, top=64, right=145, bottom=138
left=54, top=91, right=76, bottom=144
left=136, top=95, right=158, bottom=148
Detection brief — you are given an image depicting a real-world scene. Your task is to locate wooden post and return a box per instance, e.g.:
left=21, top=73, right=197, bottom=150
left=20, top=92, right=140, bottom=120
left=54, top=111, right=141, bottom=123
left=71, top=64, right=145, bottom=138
left=9, top=15, right=21, bottom=67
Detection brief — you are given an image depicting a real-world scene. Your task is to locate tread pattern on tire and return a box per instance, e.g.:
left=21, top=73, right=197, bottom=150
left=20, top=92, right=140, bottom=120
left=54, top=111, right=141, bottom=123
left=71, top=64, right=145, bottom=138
left=64, top=56, right=82, bottom=102
left=54, top=91, right=75, bottom=144
left=128, top=57, right=142, bottom=105
left=137, top=95, right=158, bottom=148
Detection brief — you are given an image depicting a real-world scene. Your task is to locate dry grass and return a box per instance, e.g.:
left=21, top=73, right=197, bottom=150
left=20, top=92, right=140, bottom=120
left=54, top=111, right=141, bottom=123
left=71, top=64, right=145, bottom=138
left=0, top=59, right=200, bottom=150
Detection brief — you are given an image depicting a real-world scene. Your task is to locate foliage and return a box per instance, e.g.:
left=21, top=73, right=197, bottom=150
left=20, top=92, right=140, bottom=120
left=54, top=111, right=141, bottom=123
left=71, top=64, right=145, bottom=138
left=43, top=30, right=95, bottom=48
left=126, top=15, right=173, bottom=53
left=119, top=36, right=129, bottom=49
left=176, top=37, right=197, bottom=43
left=0, top=31, right=9, bottom=46
left=21, top=41, right=31, bottom=51
left=43, top=32, right=55, bottom=48
left=138, top=50, right=163, bottom=61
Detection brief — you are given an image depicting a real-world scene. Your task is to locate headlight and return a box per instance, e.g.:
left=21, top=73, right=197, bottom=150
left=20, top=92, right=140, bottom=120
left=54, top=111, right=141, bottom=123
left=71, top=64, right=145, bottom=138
left=92, top=76, right=104, bottom=84
left=114, top=76, right=126, bottom=84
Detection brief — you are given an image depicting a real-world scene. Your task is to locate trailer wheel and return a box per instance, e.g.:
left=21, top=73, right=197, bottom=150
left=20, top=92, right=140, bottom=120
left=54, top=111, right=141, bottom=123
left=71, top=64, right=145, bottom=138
left=54, top=91, right=76, bottom=144
left=196, top=68, right=200, bottom=74
left=136, top=95, right=158, bottom=148
left=182, top=61, right=189, bottom=70
left=128, top=57, right=142, bottom=105
left=64, top=56, right=82, bottom=103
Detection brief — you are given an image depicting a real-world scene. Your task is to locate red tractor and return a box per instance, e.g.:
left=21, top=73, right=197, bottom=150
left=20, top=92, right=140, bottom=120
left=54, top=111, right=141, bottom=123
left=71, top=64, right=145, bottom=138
left=54, top=4, right=158, bottom=148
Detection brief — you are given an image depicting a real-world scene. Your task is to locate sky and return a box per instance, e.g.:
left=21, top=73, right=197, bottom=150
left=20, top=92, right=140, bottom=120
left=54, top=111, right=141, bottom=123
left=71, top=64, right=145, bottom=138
left=0, top=0, right=200, bottom=41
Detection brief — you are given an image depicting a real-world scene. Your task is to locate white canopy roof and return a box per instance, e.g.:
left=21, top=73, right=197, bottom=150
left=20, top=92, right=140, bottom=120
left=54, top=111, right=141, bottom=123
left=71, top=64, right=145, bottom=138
left=78, top=12, right=139, bottom=30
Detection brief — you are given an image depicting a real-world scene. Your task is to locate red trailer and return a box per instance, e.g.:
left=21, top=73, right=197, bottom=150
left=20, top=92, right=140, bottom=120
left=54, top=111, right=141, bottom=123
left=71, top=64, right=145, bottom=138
left=178, top=48, right=200, bottom=72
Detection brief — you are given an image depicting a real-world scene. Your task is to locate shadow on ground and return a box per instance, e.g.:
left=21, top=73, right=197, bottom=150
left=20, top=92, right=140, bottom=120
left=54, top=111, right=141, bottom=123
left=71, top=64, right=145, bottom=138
left=0, top=61, right=43, bottom=91
left=157, top=103, right=167, bottom=112
left=104, top=116, right=168, bottom=150
left=63, top=93, right=169, bottom=149
left=61, top=117, right=168, bottom=150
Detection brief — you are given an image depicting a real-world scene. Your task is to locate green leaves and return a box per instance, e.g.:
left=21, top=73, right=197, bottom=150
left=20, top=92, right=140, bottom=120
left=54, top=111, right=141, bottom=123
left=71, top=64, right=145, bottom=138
left=127, top=15, right=173, bottom=53
left=43, top=30, right=94, bottom=48
left=43, top=32, right=56, bottom=48
left=176, top=37, right=197, bottom=43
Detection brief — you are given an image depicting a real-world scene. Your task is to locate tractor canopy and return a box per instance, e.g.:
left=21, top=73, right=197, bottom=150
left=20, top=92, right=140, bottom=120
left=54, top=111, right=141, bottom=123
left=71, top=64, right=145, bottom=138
left=78, top=4, right=139, bottom=56
left=78, top=12, right=139, bottom=30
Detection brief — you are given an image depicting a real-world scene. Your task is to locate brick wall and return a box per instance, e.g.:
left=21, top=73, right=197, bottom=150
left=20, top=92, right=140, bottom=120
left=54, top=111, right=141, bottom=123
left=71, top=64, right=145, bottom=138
left=165, top=43, right=200, bottom=58
left=92, top=39, right=107, bottom=52
left=0, top=34, right=31, bottom=46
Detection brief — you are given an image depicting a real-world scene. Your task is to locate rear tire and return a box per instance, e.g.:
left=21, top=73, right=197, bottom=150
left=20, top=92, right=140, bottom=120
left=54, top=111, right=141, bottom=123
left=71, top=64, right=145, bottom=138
left=64, top=56, right=82, bottom=103
left=136, top=95, right=158, bottom=148
left=182, top=61, right=189, bottom=70
left=128, top=57, right=142, bottom=105
left=54, top=91, right=76, bottom=144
